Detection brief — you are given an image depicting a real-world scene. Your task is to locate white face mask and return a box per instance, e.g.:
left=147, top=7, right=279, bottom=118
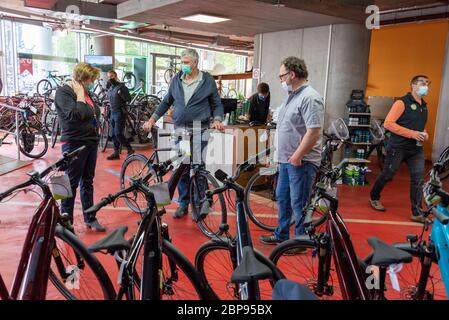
left=281, top=81, right=293, bottom=94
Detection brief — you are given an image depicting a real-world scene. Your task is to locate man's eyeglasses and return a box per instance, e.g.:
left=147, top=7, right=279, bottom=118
left=278, top=72, right=290, bottom=81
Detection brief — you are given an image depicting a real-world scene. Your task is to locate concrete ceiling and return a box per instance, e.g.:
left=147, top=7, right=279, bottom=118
left=117, top=0, right=353, bottom=38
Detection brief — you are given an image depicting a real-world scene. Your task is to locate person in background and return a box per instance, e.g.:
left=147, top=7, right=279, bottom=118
left=260, top=57, right=323, bottom=247
left=369, top=75, right=430, bottom=223
left=247, top=82, right=271, bottom=124
left=54, top=63, right=105, bottom=232
left=106, top=70, right=134, bottom=160
left=143, top=48, right=224, bottom=219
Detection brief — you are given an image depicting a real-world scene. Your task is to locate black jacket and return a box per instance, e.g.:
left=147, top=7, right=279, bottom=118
left=55, top=84, right=101, bottom=145
left=108, top=82, right=132, bottom=113
left=248, top=93, right=270, bottom=123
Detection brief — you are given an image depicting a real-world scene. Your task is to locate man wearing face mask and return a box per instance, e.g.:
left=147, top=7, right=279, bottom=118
left=260, top=57, right=324, bottom=246
left=247, top=82, right=270, bottom=124
left=105, top=70, right=134, bottom=160
left=369, top=75, right=430, bottom=223
left=143, top=48, right=224, bottom=219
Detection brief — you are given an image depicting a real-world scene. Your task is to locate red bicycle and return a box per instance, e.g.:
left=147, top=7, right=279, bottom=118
left=0, top=146, right=115, bottom=300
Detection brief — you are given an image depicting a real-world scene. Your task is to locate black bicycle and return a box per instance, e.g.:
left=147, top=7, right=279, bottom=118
left=120, top=130, right=227, bottom=239
left=85, top=154, right=216, bottom=300
left=194, top=147, right=285, bottom=300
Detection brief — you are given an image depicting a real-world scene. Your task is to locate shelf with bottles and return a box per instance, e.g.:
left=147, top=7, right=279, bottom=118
left=343, top=164, right=369, bottom=186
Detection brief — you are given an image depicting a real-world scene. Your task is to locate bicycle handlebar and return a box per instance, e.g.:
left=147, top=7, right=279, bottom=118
left=0, top=146, right=86, bottom=201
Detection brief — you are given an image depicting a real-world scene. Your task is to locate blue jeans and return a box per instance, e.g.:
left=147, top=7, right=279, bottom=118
left=61, top=142, right=98, bottom=223
left=274, top=162, right=318, bottom=241
left=111, top=111, right=131, bottom=151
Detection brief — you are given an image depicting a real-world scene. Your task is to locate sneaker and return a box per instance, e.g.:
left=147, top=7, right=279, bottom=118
left=107, top=151, right=120, bottom=160
left=85, top=219, right=106, bottom=232
left=260, top=235, right=283, bottom=245
left=173, top=206, right=188, bottom=219
left=369, top=199, right=386, bottom=212
left=283, top=247, right=309, bottom=256
left=411, top=215, right=429, bottom=224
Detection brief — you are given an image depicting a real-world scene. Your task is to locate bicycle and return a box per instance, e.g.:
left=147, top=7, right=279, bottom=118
left=120, top=130, right=227, bottom=239
left=91, top=79, right=108, bottom=106
left=244, top=118, right=349, bottom=231
left=0, top=146, right=115, bottom=300
left=85, top=153, right=216, bottom=300
left=50, top=115, right=60, bottom=149
left=98, top=100, right=111, bottom=153
left=0, top=101, right=48, bottom=159
left=194, top=147, right=286, bottom=300
left=36, top=70, right=71, bottom=96
left=437, top=145, right=449, bottom=181
left=366, top=119, right=389, bottom=171
left=390, top=156, right=449, bottom=300
left=268, top=162, right=415, bottom=300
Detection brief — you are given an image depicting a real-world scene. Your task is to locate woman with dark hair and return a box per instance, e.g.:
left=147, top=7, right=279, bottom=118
left=54, top=62, right=105, bottom=232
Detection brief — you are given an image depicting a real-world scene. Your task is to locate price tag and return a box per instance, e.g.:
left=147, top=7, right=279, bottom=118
left=260, top=131, right=268, bottom=143
left=49, top=174, right=73, bottom=200
left=259, top=166, right=277, bottom=176
left=388, top=263, right=403, bottom=292
left=150, top=182, right=171, bottom=208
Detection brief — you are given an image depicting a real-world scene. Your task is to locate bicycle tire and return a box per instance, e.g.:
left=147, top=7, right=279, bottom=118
left=120, top=153, right=159, bottom=213
left=99, top=119, right=110, bottom=153
left=195, top=240, right=285, bottom=300
left=48, top=225, right=116, bottom=300
left=132, top=239, right=216, bottom=300
left=37, top=79, right=53, bottom=96
left=189, top=171, right=227, bottom=239
left=43, top=109, right=56, bottom=133
left=269, top=238, right=343, bottom=300
left=164, top=69, right=175, bottom=85
left=50, top=117, right=59, bottom=148
left=18, top=124, right=48, bottom=159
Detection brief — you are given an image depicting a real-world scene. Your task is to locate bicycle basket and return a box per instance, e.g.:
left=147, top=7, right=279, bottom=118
left=327, top=118, right=349, bottom=141
left=370, top=119, right=385, bottom=144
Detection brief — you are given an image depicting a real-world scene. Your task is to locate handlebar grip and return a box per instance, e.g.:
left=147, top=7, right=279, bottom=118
left=159, top=133, right=172, bottom=137
left=432, top=207, right=449, bottom=225
left=85, top=196, right=112, bottom=215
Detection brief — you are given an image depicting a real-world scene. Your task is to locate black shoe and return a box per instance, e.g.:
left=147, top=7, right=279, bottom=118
left=173, top=206, right=188, bottom=219
left=107, top=151, right=120, bottom=160
left=260, top=234, right=283, bottom=245
left=85, top=219, right=106, bottom=232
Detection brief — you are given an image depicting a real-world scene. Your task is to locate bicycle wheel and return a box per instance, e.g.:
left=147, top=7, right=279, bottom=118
left=195, top=240, right=284, bottom=300
left=48, top=226, right=116, bottom=300
left=244, top=171, right=296, bottom=232
left=37, top=79, right=53, bottom=96
left=190, top=171, right=227, bottom=239
left=269, top=238, right=343, bottom=300
left=99, top=118, right=110, bottom=153
left=18, top=124, right=48, bottom=159
left=50, top=117, right=59, bottom=148
left=383, top=243, right=446, bottom=300
left=120, top=153, right=159, bottom=213
left=164, top=69, right=175, bottom=85
left=43, top=110, right=57, bottom=134
left=132, top=239, right=214, bottom=300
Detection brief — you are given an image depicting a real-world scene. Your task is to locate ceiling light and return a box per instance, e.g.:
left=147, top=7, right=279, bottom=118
left=181, top=14, right=230, bottom=24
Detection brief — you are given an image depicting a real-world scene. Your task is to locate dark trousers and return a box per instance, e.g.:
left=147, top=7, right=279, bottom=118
left=111, top=111, right=131, bottom=152
left=61, top=143, right=98, bottom=223
left=370, top=146, right=425, bottom=216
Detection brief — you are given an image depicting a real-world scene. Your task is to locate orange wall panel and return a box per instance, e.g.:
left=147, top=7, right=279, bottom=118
left=366, top=21, right=449, bottom=159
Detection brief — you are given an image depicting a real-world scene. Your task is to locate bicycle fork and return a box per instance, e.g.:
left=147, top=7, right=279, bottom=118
left=316, top=234, right=334, bottom=297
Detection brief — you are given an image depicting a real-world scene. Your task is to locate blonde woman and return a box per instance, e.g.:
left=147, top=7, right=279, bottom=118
left=54, top=62, right=105, bottom=232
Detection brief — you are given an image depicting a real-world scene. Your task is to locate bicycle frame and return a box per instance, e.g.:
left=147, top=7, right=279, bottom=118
left=429, top=204, right=449, bottom=296
left=0, top=192, right=59, bottom=300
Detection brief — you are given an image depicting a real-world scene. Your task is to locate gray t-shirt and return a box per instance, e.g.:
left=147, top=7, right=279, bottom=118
left=275, top=85, right=324, bottom=166
left=181, top=71, right=203, bottom=106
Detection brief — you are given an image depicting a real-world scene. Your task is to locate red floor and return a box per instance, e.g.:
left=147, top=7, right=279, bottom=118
left=0, top=140, right=447, bottom=300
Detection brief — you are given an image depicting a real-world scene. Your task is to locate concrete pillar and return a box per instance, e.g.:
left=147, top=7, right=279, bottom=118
left=433, top=30, right=449, bottom=161
left=92, top=35, right=114, bottom=81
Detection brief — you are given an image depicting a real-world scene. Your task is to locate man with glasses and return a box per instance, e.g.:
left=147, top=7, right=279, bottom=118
left=260, top=57, right=324, bottom=246
left=370, top=75, right=430, bottom=223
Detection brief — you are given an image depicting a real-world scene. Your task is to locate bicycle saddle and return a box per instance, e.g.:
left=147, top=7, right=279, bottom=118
left=367, top=237, right=412, bottom=267
left=272, top=280, right=318, bottom=300
left=231, top=246, right=273, bottom=283
left=88, top=226, right=130, bottom=253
